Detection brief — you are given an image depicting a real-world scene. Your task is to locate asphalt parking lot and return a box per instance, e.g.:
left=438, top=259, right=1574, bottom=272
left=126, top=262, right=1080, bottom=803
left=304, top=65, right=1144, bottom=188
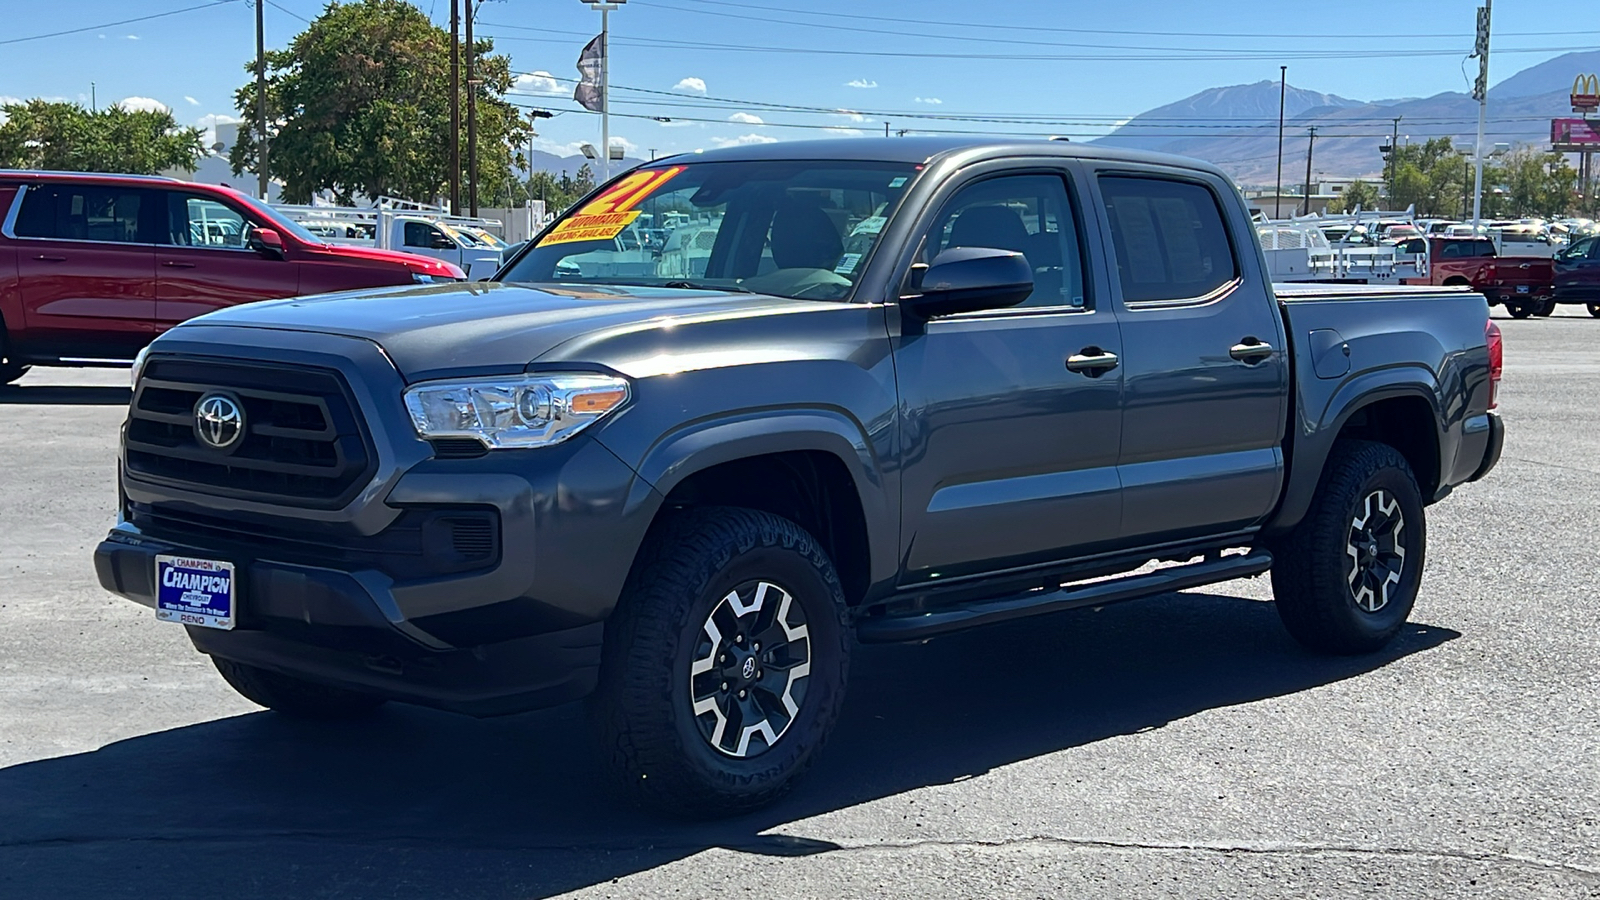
left=1, top=308, right=1597, bottom=900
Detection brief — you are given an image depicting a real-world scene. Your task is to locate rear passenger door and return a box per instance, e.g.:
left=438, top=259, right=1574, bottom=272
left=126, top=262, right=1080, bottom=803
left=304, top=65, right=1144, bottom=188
left=893, top=166, right=1125, bottom=582
left=155, top=190, right=301, bottom=325
left=7, top=182, right=160, bottom=358
left=1090, top=170, right=1289, bottom=544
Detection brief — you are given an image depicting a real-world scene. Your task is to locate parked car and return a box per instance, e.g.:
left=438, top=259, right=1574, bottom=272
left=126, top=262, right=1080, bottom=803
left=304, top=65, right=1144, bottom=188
left=1553, top=233, right=1600, bottom=317
left=95, top=138, right=1503, bottom=816
left=1397, top=236, right=1555, bottom=317
left=0, top=171, right=464, bottom=385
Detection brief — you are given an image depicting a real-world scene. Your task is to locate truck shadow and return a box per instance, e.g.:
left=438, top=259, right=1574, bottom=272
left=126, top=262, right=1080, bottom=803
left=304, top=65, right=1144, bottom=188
left=0, top=592, right=1457, bottom=899
left=0, top=385, right=131, bottom=406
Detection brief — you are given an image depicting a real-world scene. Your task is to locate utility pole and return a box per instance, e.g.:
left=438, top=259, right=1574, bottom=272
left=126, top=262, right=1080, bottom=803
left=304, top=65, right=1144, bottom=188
left=255, top=0, right=269, bottom=200
left=465, top=0, right=478, bottom=216
left=449, top=0, right=461, bottom=214
left=1387, top=117, right=1401, bottom=202
left=90, top=82, right=96, bottom=112
left=1302, top=126, right=1317, bottom=216
left=885, top=122, right=890, bottom=138
left=1275, top=66, right=1286, bottom=219
left=1471, top=0, right=1492, bottom=232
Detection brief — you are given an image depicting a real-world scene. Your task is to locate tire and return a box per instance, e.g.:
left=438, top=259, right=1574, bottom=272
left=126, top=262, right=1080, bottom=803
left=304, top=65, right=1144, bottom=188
left=1270, top=440, right=1427, bottom=655
left=1588, top=303, right=1600, bottom=318
left=212, top=657, right=387, bottom=719
left=0, top=361, right=27, bottom=386
left=1507, top=302, right=1534, bottom=319
left=593, top=507, right=850, bottom=817
left=1535, top=298, right=1557, bottom=317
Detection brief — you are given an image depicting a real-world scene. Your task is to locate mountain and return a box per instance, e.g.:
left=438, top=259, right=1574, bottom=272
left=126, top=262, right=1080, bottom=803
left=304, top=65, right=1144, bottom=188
left=1093, top=51, right=1599, bottom=184
left=1491, top=49, right=1600, bottom=100
left=528, top=151, right=647, bottom=180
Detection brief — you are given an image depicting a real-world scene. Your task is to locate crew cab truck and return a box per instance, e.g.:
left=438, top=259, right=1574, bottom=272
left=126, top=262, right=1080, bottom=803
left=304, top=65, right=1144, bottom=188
left=94, top=139, right=1504, bottom=816
left=1397, top=235, right=1555, bottom=318
left=0, top=171, right=464, bottom=384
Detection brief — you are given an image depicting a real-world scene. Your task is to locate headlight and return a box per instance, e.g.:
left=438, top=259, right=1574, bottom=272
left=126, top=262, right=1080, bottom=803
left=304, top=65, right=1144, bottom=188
left=130, top=345, right=151, bottom=388
left=403, top=373, right=630, bottom=449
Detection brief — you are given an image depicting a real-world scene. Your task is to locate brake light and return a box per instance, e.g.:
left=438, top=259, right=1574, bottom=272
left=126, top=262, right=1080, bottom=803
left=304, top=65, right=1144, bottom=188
left=1486, top=320, right=1503, bottom=410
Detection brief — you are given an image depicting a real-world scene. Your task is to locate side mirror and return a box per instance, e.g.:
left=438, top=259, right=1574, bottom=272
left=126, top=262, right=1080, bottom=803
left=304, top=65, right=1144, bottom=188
left=247, top=226, right=285, bottom=258
left=903, top=247, right=1034, bottom=318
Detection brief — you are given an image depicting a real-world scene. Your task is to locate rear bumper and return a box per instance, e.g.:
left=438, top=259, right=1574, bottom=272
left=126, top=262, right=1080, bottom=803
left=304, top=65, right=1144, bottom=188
left=1469, top=411, right=1504, bottom=483
left=94, top=529, right=602, bottom=716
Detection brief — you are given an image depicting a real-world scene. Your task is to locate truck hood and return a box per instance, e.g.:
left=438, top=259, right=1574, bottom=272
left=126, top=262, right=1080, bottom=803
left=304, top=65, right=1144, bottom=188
left=177, top=282, right=826, bottom=380
left=307, top=242, right=463, bottom=277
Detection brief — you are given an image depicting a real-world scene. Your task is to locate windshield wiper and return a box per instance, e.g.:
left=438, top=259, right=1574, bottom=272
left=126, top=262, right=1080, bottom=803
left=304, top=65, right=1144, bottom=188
left=662, top=280, right=752, bottom=293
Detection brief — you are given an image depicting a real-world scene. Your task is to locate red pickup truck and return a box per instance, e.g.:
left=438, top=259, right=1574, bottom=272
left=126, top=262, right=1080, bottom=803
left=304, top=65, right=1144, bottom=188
left=1399, top=236, right=1555, bottom=318
left=0, top=171, right=464, bottom=385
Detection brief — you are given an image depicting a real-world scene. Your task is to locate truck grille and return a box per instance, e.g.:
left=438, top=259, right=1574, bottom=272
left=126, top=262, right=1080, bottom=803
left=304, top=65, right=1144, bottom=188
left=124, top=357, right=376, bottom=508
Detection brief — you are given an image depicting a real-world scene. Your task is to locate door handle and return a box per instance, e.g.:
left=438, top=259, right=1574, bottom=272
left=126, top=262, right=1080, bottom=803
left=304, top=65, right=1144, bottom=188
left=161, top=261, right=197, bottom=269
left=1065, top=348, right=1119, bottom=376
left=1229, top=339, right=1275, bottom=364
left=32, top=254, right=67, bottom=262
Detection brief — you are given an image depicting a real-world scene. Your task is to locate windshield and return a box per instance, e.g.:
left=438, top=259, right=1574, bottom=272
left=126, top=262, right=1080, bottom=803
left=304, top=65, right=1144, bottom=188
left=238, top=198, right=329, bottom=245
left=501, top=160, right=919, bottom=301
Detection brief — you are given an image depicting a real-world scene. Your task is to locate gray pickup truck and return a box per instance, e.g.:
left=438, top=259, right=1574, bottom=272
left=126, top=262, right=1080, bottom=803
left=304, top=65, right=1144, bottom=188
left=95, top=138, right=1503, bottom=815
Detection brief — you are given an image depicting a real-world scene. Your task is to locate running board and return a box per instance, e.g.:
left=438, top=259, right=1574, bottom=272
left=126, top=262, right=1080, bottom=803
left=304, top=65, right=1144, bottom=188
left=855, top=550, right=1274, bottom=644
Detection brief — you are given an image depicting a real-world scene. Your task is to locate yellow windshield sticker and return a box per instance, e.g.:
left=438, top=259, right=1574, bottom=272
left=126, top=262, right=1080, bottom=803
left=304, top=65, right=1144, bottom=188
left=539, top=166, right=686, bottom=247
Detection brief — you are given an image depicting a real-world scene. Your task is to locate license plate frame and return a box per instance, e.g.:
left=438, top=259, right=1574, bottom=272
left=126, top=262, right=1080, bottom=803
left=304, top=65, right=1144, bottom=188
left=1516, top=284, right=1531, bottom=294
left=155, top=555, right=237, bottom=630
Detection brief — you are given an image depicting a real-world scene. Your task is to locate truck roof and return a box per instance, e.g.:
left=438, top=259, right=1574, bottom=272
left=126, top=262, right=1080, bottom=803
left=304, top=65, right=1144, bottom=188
left=655, top=137, right=1230, bottom=179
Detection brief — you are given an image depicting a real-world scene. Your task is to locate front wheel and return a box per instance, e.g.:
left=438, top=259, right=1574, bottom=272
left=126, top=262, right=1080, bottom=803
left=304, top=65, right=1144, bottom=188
left=0, top=361, right=27, bottom=386
left=213, top=658, right=387, bottom=719
left=1270, top=440, right=1427, bottom=655
left=1588, top=303, right=1600, bottom=318
left=592, top=507, right=850, bottom=817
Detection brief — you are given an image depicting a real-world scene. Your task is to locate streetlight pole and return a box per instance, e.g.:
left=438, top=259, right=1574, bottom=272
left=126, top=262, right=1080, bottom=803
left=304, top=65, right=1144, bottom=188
left=449, top=0, right=461, bottom=214
left=466, top=0, right=478, bottom=216
left=255, top=0, right=269, bottom=200
left=1471, top=0, right=1492, bottom=233
left=1275, top=66, right=1286, bottom=220
left=581, top=0, right=625, bottom=184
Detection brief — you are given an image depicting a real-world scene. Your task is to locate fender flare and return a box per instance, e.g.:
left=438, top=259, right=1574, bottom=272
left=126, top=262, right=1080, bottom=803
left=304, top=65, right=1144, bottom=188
left=614, top=409, right=896, bottom=588
left=1268, top=371, right=1445, bottom=536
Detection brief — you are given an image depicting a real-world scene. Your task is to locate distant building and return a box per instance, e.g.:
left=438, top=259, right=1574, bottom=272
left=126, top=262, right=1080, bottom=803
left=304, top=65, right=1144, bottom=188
left=161, top=121, right=283, bottom=202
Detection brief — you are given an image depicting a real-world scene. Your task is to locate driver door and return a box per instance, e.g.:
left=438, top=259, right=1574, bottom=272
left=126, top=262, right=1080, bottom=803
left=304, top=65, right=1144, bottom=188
left=154, top=190, right=301, bottom=325
left=1556, top=236, right=1600, bottom=300
left=892, top=168, right=1125, bottom=584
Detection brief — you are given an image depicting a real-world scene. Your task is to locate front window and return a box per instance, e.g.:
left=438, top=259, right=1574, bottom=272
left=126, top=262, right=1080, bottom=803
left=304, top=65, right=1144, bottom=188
left=167, top=193, right=248, bottom=248
left=500, top=160, right=919, bottom=301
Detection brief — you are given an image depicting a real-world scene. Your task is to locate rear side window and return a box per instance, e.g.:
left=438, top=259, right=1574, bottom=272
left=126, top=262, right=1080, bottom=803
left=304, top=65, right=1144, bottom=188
left=12, top=185, right=156, bottom=244
left=1098, top=176, right=1239, bottom=304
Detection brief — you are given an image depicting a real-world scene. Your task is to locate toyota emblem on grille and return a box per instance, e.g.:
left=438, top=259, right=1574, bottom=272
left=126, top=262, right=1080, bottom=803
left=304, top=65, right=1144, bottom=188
left=194, top=393, right=245, bottom=451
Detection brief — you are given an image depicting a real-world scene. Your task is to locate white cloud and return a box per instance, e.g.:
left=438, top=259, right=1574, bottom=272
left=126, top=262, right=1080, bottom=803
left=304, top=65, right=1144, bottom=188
left=184, top=96, right=200, bottom=106
left=672, top=77, right=707, bottom=95
left=846, top=79, right=878, bottom=89
left=833, top=109, right=868, bottom=123
left=914, top=97, right=943, bottom=105
left=711, top=133, right=779, bottom=147
left=195, top=113, right=243, bottom=150
left=823, top=126, right=866, bottom=137
left=124, top=34, right=140, bottom=40
left=116, top=96, right=170, bottom=113
left=512, top=71, right=565, bottom=96
left=727, top=112, right=764, bottom=125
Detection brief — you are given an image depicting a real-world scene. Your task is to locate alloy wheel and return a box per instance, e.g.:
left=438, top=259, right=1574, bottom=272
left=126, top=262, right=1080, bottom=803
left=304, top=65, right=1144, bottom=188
left=1346, top=489, right=1407, bottom=613
left=689, top=580, right=811, bottom=758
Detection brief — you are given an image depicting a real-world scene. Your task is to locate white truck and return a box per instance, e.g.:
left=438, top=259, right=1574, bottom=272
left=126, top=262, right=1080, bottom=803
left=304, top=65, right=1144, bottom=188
left=274, top=199, right=506, bottom=280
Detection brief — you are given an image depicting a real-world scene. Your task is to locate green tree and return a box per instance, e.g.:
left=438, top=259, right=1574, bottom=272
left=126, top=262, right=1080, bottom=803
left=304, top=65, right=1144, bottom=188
left=1497, top=145, right=1576, bottom=218
left=0, top=100, right=203, bottom=174
left=1332, top=178, right=1380, bottom=213
left=1385, top=138, right=1466, bottom=216
left=231, top=0, right=529, bottom=205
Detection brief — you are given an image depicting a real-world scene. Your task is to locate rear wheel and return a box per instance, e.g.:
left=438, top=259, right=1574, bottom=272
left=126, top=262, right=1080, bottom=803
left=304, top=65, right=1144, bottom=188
left=1270, top=440, right=1427, bottom=655
left=213, top=658, right=387, bottom=719
left=593, top=507, right=850, bottom=817
left=1535, top=298, right=1557, bottom=317
left=0, top=361, right=27, bottom=386
left=1588, top=303, right=1600, bottom=318
left=1506, top=302, right=1534, bottom=319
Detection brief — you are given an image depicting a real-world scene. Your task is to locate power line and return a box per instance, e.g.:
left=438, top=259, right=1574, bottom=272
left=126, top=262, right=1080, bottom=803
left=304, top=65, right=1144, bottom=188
left=662, top=0, right=1600, bottom=41
left=0, top=0, right=242, bottom=46
left=264, top=0, right=312, bottom=25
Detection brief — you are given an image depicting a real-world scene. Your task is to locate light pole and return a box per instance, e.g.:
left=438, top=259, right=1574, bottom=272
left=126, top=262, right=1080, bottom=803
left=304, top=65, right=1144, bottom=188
left=450, top=0, right=461, bottom=213
left=466, top=0, right=479, bottom=216
left=1275, top=66, right=1286, bottom=220
left=255, top=0, right=269, bottom=199
left=1302, top=126, right=1318, bottom=217
left=526, top=108, right=552, bottom=227
left=1470, top=0, right=1493, bottom=233
left=580, top=0, right=625, bottom=184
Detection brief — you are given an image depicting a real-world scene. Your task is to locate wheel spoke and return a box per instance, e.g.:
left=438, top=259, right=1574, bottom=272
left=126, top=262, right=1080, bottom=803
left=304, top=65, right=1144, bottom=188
left=689, top=579, right=811, bottom=759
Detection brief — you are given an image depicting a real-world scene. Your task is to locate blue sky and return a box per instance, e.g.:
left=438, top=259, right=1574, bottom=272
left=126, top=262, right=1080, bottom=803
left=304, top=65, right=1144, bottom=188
left=1, top=0, right=1594, bottom=160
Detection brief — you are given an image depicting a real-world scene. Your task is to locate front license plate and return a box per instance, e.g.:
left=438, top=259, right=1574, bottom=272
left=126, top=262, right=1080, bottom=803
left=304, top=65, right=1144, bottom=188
left=1516, top=285, right=1530, bottom=293
left=155, top=555, right=236, bottom=630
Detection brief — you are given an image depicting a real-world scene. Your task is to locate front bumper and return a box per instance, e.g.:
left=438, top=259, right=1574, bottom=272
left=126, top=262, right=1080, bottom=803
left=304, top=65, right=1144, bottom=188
left=95, top=528, right=602, bottom=716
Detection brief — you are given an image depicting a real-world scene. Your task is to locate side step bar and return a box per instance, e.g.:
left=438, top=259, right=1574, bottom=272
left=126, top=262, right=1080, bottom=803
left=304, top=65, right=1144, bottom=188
left=855, top=550, right=1274, bottom=644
